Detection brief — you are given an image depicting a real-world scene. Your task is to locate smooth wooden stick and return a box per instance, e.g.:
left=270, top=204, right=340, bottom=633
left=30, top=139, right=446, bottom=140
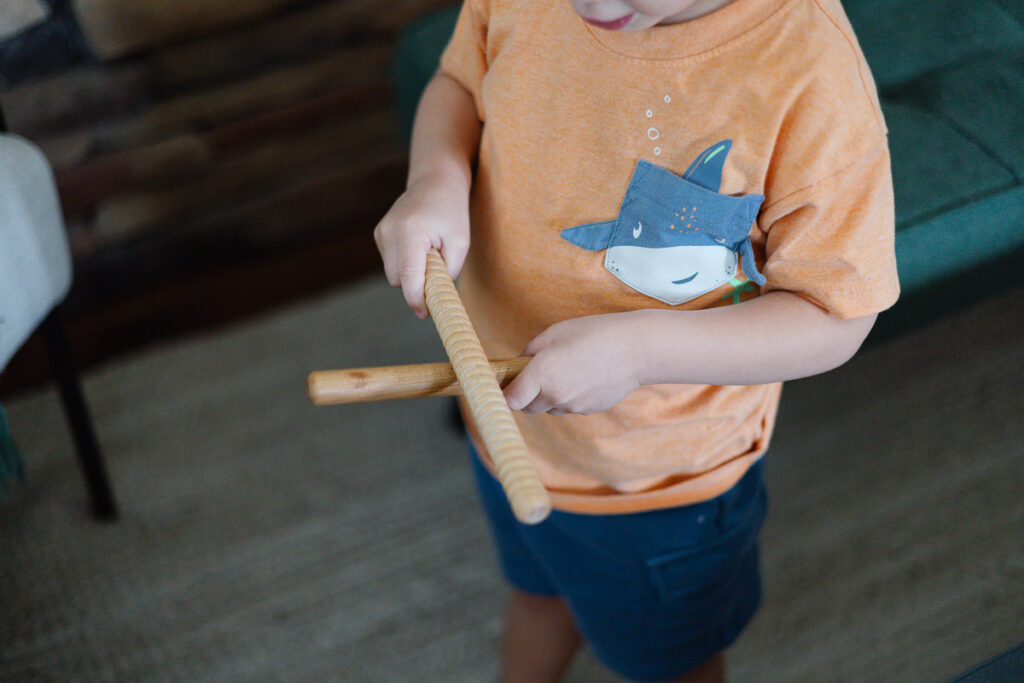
left=424, top=249, right=551, bottom=525
left=307, top=357, right=528, bottom=405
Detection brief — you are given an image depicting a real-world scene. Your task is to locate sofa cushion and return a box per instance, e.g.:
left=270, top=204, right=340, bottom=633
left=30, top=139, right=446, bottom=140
left=992, top=0, right=1024, bottom=28
left=842, top=0, right=1024, bottom=88
left=895, top=56, right=1024, bottom=175
left=894, top=182, right=1024, bottom=293
left=883, top=101, right=1015, bottom=228
left=880, top=48, right=1024, bottom=291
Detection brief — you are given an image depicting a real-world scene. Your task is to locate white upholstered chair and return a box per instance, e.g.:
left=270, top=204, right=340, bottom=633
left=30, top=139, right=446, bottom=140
left=0, top=110, right=117, bottom=519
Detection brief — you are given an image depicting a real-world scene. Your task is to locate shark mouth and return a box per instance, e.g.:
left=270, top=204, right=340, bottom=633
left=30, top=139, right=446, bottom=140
left=672, top=272, right=699, bottom=285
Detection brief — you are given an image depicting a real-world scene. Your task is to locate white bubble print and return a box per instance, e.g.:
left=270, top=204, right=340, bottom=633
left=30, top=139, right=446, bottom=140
left=647, top=128, right=660, bottom=140
left=664, top=94, right=672, bottom=103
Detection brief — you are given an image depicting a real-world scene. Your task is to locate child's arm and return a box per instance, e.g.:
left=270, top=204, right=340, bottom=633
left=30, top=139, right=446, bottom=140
left=504, top=291, right=877, bottom=415
left=374, top=71, right=481, bottom=318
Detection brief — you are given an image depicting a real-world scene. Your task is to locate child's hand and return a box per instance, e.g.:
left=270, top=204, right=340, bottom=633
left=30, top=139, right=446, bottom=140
left=373, top=174, right=470, bottom=318
left=504, top=312, right=644, bottom=415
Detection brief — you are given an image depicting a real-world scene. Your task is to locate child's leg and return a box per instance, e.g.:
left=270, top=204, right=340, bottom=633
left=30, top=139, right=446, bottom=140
left=500, top=588, right=724, bottom=683
left=500, top=588, right=582, bottom=683
left=471, top=442, right=763, bottom=682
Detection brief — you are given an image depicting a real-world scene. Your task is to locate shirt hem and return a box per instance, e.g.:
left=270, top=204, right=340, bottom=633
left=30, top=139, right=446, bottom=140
left=464, top=416, right=766, bottom=515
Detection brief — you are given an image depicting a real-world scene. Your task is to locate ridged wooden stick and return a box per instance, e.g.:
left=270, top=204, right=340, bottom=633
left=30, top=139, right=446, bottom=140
left=307, top=357, right=528, bottom=405
left=424, top=249, right=550, bottom=525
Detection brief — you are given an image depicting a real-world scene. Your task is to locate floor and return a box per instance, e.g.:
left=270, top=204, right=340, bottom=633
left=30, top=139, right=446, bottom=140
left=1, top=277, right=1022, bottom=682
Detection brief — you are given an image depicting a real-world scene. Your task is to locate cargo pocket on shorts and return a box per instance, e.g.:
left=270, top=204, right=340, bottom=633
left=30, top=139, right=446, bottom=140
left=645, top=485, right=766, bottom=651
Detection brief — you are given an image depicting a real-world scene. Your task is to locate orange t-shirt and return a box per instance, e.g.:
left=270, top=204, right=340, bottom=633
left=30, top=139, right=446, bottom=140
left=440, top=0, right=900, bottom=514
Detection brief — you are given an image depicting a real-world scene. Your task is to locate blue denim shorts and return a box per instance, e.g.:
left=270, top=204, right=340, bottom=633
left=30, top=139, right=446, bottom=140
left=469, top=444, right=767, bottom=682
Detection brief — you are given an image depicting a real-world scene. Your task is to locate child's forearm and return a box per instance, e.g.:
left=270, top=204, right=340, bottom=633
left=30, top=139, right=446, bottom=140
left=504, top=291, right=877, bottom=415
left=406, top=71, right=481, bottom=194
left=633, top=291, right=877, bottom=387
left=373, top=71, right=481, bottom=317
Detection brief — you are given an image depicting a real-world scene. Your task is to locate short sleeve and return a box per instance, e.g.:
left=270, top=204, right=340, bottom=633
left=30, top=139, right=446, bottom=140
left=439, top=0, right=489, bottom=119
left=759, top=143, right=901, bottom=319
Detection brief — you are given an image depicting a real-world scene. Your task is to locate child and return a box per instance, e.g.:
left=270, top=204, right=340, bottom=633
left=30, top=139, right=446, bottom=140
left=374, top=0, right=899, bottom=680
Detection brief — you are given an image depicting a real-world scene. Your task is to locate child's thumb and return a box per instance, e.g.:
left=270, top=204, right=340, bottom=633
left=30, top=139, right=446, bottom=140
left=503, top=364, right=540, bottom=412
left=440, top=236, right=470, bottom=281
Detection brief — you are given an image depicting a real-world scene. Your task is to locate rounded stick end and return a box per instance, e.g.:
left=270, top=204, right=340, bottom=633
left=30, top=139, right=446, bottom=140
left=511, top=493, right=552, bottom=525
left=306, top=372, right=324, bottom=404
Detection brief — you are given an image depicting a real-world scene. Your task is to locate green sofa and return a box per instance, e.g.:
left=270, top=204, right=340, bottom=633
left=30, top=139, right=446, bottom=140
left=393, top=2, right=1024, bottom=339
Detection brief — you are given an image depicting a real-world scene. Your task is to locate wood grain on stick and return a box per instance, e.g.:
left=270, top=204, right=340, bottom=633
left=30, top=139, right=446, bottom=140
left=307, top=357, right=528, bottom=404
left=423, top=249, right=550, bottom=525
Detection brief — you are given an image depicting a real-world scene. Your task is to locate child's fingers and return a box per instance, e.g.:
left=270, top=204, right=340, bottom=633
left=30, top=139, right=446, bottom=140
left=504, top=364, right=542, bottom=412
left=506, top=365, right=562, bottom=414
left=508, top=334, right=562, bottom=413
left=374, top=225, right=410, bottom=290
left=397, top=246, right=429, bottom=318
left=521, top=325, right=558, bottom=358
left=521, top=395, right=556, bottom=414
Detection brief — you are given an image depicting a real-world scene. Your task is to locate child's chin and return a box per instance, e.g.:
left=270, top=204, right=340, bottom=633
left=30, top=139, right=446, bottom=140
left=628, top=16, right=666, bottom=31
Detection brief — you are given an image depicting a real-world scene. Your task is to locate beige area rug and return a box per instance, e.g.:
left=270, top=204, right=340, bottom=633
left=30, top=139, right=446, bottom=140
left=1, top=277, right=1022, bottom=682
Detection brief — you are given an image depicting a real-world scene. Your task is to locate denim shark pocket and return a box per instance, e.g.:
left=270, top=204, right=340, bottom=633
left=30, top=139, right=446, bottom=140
left=561, top=141, right=765, bottom=306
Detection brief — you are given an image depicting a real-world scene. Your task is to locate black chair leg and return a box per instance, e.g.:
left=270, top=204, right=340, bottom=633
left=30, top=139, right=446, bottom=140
left=41, top=305, right=118, bottom=520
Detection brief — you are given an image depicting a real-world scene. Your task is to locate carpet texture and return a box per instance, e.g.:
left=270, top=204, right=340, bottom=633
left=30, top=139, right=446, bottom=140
left=1, top=277, right=1022, bottom=682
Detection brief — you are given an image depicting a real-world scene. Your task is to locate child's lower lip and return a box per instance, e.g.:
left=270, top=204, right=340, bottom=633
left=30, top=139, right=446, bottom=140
left=583, top=13, right=634, bottom=30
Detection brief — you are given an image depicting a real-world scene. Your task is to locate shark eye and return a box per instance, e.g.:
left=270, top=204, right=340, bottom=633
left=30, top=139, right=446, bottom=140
left=633, top=221, right=643, bottom=239
left=673, top=272, right=699, bottom=285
